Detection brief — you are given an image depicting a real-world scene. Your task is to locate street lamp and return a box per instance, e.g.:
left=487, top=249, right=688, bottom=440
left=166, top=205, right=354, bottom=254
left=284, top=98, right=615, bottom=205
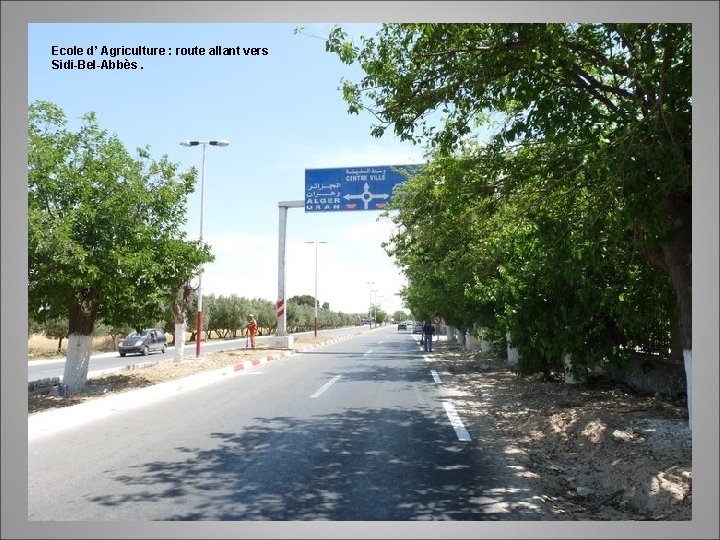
left=366, top=281, right=375, bottom=328
left=305, top=240, right=327, bottom=337
left=179, top=139, right=230, bottom=358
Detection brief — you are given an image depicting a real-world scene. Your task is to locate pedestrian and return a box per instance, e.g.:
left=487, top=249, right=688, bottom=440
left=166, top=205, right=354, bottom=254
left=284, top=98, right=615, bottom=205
left=246, top=314, right=258, bottom=348
left=422, top=320, right=435, bottom=352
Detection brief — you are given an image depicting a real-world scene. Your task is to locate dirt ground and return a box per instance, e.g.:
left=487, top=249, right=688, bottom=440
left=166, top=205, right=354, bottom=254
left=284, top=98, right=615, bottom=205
left=28, top=335, right=692, bottom=521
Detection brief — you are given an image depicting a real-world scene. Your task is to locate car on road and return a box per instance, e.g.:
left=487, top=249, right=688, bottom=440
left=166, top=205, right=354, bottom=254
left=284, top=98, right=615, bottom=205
left=412, top=322, right=424, bottom=334
left=118, top=328, right=167, bottom=357
left=397, top=321, right=407, bottom=330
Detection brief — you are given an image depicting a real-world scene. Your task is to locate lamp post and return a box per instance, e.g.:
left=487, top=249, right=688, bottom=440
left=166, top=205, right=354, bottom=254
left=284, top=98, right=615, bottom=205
left=305, top=240, right=327, bottom=337
left=366, top=281, right=375, bottom=328
left=179, top=139, right=230, bottom=358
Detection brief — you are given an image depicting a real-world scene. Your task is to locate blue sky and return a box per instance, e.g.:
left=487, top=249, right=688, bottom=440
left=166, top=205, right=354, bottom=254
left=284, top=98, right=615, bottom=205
left=28, top=23, right=427, bottom=315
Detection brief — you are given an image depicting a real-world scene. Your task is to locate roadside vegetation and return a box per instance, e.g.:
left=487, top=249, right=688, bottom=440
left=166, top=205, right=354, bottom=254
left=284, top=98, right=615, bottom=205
left=30, top=23, right=692, bottom=424
left=324, top=23, right=691, bottom=407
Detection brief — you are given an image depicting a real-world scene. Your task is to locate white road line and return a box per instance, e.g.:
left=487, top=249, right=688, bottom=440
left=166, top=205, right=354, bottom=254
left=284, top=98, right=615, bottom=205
left=310, top=375, right=342, bottom=398
left=363, top=349, right=374, bottom=356
left=423, top=354, right=432, bottom=362
left=442, top=401, right=472, bottom=442
left=430, top=370, right=443, bottom=384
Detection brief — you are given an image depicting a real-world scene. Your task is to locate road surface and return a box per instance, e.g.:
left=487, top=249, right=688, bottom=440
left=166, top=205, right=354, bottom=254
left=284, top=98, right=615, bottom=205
left=28, top=326, right=550, bottom=521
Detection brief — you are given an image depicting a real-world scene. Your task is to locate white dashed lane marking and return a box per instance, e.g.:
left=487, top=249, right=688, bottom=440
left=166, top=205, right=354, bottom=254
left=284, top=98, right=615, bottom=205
left=430, top=370, right=442, bottom=384
left=310, top=375, right=342, bottom=398
left=442, top=401, right=472, bottom=442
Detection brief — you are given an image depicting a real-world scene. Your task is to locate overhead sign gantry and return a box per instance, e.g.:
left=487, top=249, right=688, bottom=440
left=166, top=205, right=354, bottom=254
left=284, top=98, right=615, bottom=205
left=274, top=163, right=422, bottom=344
left=304, top=164, right=421, bottom=212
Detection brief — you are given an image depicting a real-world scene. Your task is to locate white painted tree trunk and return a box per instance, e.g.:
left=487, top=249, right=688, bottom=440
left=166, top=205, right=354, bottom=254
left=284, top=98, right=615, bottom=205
left=174, top=322, right=186, bottom=363
left=465, top=331, right=480, bottom=350
left=563, top=353, right=585, bottom=385
left=446, top=326, right=457, bottom=344
left=479, top=329, right=493, bottom=354
left=506, top=331, right=520, bottom=366
left=61, top=333, right=92, bottom=394
left=684, top=349, right=692, bottom=429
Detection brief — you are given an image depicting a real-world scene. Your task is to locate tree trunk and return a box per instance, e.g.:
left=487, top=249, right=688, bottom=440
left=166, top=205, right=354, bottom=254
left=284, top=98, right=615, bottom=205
left=171, top=302, right=187, bottom=363
left=173, top=322, right=186, bottom=363
left=647, top=191, right=691, bottom=426
left=684, top=349, right=692, bottom=429
left=170, top=282, right=193, bottom=363
left=62, top=334, right=93, bottom=393
left=648, top=192, right=692, bottom=351
left=62, top=295, right=99, bottom=393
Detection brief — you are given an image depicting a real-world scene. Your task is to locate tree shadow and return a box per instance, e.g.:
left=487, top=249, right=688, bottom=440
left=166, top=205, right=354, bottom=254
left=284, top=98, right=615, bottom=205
left=88, top=405, right=552, bottom=521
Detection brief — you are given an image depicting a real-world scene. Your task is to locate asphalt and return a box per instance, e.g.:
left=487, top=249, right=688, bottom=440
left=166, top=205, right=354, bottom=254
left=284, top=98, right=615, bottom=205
left=28, top=331, right=374, bottom=440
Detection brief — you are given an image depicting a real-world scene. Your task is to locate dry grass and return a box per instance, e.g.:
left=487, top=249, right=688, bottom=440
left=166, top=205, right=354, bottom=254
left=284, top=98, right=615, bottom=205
left=28, top=331, right=203, bottom=359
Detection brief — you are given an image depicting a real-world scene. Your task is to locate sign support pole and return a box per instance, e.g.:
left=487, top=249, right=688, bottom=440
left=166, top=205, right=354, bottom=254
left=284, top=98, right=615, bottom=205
left=276, top=200, right=304, bottom=341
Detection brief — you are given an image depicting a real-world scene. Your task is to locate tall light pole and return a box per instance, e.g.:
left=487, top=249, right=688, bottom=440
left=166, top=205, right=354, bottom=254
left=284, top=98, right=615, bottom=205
left=366, top=281, right=375, bottom=328
left=305, top=240, right=327, bottom=337
left=179, top=139, right=229, bottom=358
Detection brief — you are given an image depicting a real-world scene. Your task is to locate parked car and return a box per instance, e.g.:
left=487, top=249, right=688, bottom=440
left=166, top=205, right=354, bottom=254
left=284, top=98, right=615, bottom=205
left=397, top=321, right=408, bottom=330
left=412, top=322, right=424, bottom=334
left=118, top=328, right=167, bottom=357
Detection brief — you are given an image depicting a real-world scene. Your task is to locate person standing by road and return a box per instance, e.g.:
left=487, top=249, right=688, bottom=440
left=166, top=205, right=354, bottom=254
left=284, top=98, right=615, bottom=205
left=246, top=314, right=258, bottom=348
left=422, top=320, right=435, bottom=352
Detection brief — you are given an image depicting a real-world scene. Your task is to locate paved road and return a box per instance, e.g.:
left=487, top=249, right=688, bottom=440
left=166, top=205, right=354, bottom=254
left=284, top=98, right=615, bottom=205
left=27, top=325, right=374, bottom=383
left=28, top=326, right=550, bottom=521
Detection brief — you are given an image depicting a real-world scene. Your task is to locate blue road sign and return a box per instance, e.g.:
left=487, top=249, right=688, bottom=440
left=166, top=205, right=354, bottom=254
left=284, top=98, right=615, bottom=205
left=304, top=164, right=421, bottom=212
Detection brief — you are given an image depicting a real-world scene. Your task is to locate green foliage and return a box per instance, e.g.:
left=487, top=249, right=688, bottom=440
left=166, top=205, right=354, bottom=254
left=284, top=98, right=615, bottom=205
left=392, top=310, right=409, bottom=322
left=28, top=100, right=214, bottom=335
left=181, top=294, right=357, bottom=337
left=289, top=294, right=318, bottom=308
left=328, top=24, right=692, bottom=373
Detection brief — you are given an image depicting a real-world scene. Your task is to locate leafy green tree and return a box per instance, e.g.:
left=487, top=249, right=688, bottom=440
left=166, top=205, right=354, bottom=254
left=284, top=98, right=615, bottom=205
left=40, top=316, right=70, bottom=354
left=250, top=299, right=276, bottom=335
left=328, top=23, right=690, bottom=393
left=392, top=310, right=409, bottom=323
left=327, top=23, right=691, bottom=356
left=289, top=294, right=318, bottom=308
left=28, top=100, right=212, bottom=392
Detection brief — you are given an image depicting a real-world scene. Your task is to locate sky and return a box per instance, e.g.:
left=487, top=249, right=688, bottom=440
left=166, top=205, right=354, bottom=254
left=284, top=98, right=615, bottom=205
left=9, top=4, right=718, bottom=538
left=28, top=22, right=426, bottom=316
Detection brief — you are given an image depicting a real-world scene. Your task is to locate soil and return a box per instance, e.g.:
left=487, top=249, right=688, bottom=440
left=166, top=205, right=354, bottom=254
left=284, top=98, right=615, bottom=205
left=27, top=336, right=692, bottom=521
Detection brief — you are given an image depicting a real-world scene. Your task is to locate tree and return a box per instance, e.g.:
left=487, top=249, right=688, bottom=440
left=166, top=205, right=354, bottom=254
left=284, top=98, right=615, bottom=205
left=289, top=294, right=318, bottom=308
left=40, top=316, right=70, bottom=354
left=327, top=23, right=690, bottom=343
left=327, top=23, right=692, bottom=387
left=28, top=100, right=213, bottom=392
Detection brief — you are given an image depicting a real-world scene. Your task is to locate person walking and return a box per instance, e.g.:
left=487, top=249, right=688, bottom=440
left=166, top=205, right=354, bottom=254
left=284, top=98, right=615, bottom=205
left=422, top=320, right=435, bottom=352
left=246, top=314, right=258, bottom=348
